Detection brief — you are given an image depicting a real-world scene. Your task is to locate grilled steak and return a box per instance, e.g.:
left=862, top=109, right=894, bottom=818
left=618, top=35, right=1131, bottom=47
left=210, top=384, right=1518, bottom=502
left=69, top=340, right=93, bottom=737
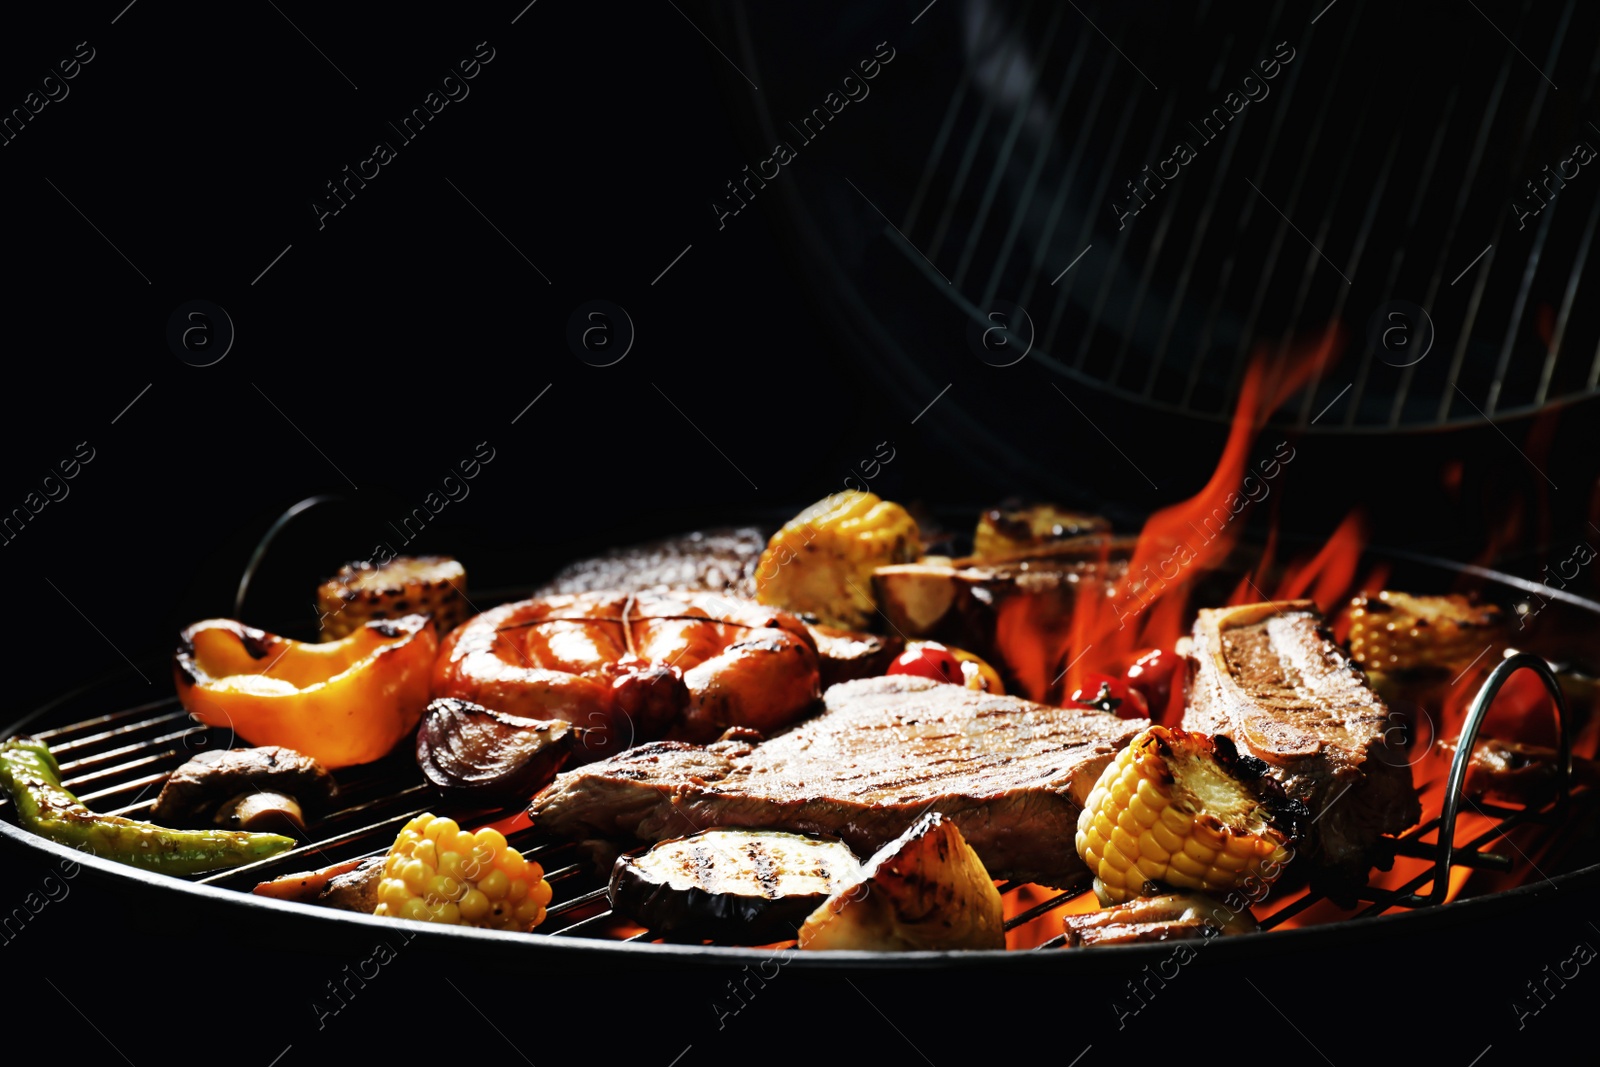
left=528, top=675, right=1145, bottom=886
left=535, top=527, right=764, bottom=599
left=1183, top=602, right=1421, bottom=874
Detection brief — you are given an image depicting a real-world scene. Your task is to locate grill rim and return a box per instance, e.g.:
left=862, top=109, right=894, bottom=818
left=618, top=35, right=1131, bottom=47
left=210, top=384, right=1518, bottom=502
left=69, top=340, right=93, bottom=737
left=0, top=815, right=1588, bottom=969
left=2, top=542, right=1595, bottom=966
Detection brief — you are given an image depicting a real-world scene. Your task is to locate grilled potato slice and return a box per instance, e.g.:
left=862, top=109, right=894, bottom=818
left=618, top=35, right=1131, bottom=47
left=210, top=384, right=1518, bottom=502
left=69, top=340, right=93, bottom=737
left=799, top=812, right=1004, bottom=951
left=755, top=491, right=921, bottom=630
left=317, top=555, right=469, bottom=640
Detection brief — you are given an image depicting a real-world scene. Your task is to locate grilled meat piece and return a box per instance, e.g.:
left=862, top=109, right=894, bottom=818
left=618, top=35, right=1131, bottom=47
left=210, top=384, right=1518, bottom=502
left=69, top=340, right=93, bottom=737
left=1183, top=602, right=1421, bottom=874
left=1438, top=736, right=1600, bottom=804
left=528, top=675, right=1146, bottom=886
left=534, top=527, right=765, bottom=599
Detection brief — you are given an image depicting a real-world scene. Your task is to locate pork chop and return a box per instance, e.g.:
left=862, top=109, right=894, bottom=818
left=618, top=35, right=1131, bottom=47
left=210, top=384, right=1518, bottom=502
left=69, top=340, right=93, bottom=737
left=1183, top=601, right=1421, bottom=874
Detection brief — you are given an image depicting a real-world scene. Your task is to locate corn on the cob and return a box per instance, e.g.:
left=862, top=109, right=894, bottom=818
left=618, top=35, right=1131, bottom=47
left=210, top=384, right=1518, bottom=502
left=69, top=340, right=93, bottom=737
left=755, top=491, right=921, bottom=630
left=1076, top=726, right=1290, bottom=905
left=373, top=815, right=551, bottom=931
left=317, top=556, right=469, bottom=641
left=1346, top=591, right=1503, bottom=672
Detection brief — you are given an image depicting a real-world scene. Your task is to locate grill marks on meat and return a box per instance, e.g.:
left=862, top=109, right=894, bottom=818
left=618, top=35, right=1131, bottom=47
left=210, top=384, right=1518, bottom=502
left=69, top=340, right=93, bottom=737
left=1183, top=602, right=1420, bottom=874
left=534, top=527, right=764, bottom=599
left=528, top=675, right=1145, bottom=886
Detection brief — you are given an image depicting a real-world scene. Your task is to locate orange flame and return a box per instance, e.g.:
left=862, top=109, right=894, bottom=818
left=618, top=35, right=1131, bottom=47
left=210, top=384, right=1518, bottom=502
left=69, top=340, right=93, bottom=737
left=1063, top=330, right=1340, bottom=694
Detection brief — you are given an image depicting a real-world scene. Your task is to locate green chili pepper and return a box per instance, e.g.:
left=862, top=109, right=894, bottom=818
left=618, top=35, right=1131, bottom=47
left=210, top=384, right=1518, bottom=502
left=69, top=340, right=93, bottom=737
left=0, top=736, right=295, bottom=875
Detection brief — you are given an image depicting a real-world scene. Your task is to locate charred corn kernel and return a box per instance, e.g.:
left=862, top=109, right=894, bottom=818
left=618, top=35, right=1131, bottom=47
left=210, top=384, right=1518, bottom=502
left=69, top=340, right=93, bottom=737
left=374, top=813, right=551, bottom=932
left=756, top=490, right=922, bottom=630
left=1347, top=591, right=1504, bottom=672
left=1076, top=725, right=1291, bottom=905
left=317, top=555, right=470, bottom=641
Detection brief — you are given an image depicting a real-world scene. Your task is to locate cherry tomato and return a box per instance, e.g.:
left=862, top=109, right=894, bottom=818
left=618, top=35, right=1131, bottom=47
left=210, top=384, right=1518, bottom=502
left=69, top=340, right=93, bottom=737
left=888, top=642, right=965, bottom=686
left=1069, top=673, right=1149, bottom=719
left=1124, top=647, right=1180, bottom=719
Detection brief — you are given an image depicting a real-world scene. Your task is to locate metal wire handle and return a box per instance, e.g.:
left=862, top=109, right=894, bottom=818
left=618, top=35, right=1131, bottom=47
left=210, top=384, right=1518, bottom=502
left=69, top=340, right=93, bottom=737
left=232, top=494, right=345, bottom=619
left=1426, top=652, right=1572, bottom=904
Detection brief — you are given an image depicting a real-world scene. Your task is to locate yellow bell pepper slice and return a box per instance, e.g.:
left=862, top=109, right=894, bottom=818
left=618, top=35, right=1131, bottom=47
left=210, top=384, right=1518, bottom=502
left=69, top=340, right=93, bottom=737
left=175, top=615, right=438, bottom=768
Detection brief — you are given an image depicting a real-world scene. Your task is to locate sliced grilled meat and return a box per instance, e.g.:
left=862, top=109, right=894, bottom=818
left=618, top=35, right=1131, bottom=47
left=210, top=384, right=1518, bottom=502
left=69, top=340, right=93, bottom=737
left=528, top=675, right=1145, bottom=886
left=534, top=527, right=765, bottom=599
left=1183, top=602, right=1421, bottom=875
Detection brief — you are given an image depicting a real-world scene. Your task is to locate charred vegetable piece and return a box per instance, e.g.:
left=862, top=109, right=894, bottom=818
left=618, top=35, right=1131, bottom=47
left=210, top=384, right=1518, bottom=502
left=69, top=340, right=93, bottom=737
left=888, top=641, right=1004, bottom=693
left=174, top=614, right=437, bottom=769
left=253, top=856, right=386, bottom=912
left=0, top=737, right=293, bottom=874
left=153, top=746, right=336, bottom=835
left=373, top=815, right=552, bottom=931
left=317, top=555, right=469, bottom=640
left=799, top=812, right=1004, bottom=951
left=1076, top=726, right=1293, bottom=905
left=1061, top=891, right=1258, bottom=947
left=755, top=491, right=922, bottom=630
left=610, top=829, right=861, bottom=943
left=254, top=856, right=371, bottom=903
left=974, top=503, right=1109, bottom=560
left=1069, top=673, right=1148, bottom=719
left=1347, top=592, right=1504, bottom=672
left=416, top=698, right=576, bottom=804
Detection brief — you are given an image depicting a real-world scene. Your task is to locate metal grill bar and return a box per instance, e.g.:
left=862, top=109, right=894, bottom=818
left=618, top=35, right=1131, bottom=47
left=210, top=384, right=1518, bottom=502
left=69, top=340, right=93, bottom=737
left=977, top=27, right=1095, bottom=313
left=0, top=649, right=1584, bottom=955
left=951, top=3, right=1066, bottom=289
left=925, top=0, right=1040, bottom=263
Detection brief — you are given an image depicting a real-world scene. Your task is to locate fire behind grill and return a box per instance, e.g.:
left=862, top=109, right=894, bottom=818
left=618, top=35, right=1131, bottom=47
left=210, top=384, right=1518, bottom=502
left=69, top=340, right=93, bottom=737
left=2, top=549, right=1595, bottom=962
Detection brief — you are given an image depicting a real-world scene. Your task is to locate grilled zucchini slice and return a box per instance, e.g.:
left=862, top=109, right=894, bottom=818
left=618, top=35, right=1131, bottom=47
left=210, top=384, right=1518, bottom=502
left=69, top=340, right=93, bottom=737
left=798, top=812, right=1005, bottom=951
left=609, top=829, right=861, bottom=943
left=316, top=555, right=469, bottom=640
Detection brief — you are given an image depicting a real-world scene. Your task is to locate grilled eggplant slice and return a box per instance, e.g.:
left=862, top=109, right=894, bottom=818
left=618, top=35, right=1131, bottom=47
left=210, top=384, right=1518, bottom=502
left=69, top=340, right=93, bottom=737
left=416, top=698, right=576, bottom=805
left=317, top=555, right=469, bottom=640
left=798, top=812, right=1004, bottom=951
left=609, top=829, right=861, bottom=943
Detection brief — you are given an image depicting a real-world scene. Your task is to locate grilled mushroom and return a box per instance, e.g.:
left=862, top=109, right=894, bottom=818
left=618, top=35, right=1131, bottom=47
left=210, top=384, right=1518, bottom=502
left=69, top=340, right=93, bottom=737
left=153, top=746, right=336, bottom=835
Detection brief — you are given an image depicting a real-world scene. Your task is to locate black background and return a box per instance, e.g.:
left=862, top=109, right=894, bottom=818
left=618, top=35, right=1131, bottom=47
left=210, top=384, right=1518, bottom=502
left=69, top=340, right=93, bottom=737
left=2, top=2, right=1598, bottom=1062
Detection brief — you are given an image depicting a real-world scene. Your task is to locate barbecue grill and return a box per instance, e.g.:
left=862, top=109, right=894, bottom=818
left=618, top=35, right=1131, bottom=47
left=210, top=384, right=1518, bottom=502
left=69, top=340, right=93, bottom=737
left=705, top=0, right=1600, bottom=536
left=4, top=539, right=1594, bottom=969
